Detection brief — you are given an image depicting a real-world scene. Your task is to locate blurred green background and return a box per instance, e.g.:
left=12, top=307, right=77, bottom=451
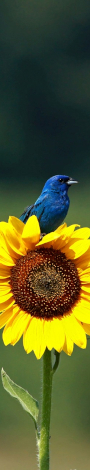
left=0, top=1, right=90, bottom=469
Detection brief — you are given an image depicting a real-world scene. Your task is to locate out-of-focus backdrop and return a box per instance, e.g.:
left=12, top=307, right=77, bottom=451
left=0, top=1, right=90, bottom=469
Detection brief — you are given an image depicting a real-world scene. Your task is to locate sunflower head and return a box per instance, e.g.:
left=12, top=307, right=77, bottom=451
left=0, top=215, right=90, bottom=359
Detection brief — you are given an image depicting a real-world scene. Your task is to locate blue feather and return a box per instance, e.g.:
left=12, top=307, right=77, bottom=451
left=20, top=175, right=78, bottom=233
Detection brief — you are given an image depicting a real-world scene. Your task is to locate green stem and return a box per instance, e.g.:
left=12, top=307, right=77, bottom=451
left=39, top=349, right=52, bottom=470
left=52, top=350, right=60, bottom=375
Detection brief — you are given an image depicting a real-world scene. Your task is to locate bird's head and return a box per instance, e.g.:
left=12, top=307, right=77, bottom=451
left=43, top=175, right=78, bottom=194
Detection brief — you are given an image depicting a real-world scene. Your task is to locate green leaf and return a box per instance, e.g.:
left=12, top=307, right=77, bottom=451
left=1, top=368, right=39, bottom=427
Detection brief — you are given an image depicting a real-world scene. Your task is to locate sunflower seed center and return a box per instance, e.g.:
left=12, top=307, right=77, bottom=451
left=10, top=248, right=81, bottom=319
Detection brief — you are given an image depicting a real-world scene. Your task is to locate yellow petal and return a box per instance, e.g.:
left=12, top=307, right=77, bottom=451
left=81, top=290, right=90, bottom=301
left=55, top=224, right=79, bottom=237
left=8, top=216, right=24, bottom=235
left=63, top=334, right=74, bottom=355
left=62, top=240, right=90, bottom=260
left=22, top=215, right=40, bottom=247
left=2, top=306, right=20, bottom=345
left=11, top=311, right=30, bottom=345
left=53, top=225, right=79, bottom=250
left=0, top=305, right=17, bottom=328
left=60, top=224, right=79, bottom=239
left=80, top=269, right=90, bottom=283
left=64, top=314, right=87, bottom=348
left=0, top=291, right=13, bottom=302
left=80, top=267, right=90, bottom=274
left=0, top=233, right=11, bottom=256
left=37, top=225, right=78, bottom=250
left=74, top=298, right=90, bottom=324
left=73, top=247, right=90, bottom=269
left=0, top=218, right=25, bottom=257
left=42, top=225, right=79, bottom=251
left=0, top=279, right=10, bottom=286
left=37, top=231, right=59, bottom=248
left=44, top=318, right=65, bottom=352
left=0, top=297, right=14, bottom=311
left=83, top=323, right=90, bottom=335
left=0, top=218, right=24, bottom=254
left=49, top=231, right=89, bottom=253
left=0, top=274, right=10, bottom=280
left=0, top=239, right=15, bottom=263
left=0, top=286, right=11, bottom=295
left=23, top=317, right=46, bottom=359
left=0, top=224, right=18, bottom=259
left=1, top=232, right=25, bottom=260
left=55, top=223, right=67, bottom=234
left=71, top=227, right=90, bottom=239
left=0, top=252, right=14, bottom=265
left=0, top=265, right=10, bottom=279
left=0, top=221, right=8, bottom=234
left=82, top=284, right=90, bottom=293
left=5, top=225, right=26, bottom=256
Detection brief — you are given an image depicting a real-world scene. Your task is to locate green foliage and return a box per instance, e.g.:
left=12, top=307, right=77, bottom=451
left=1, top=368, right=39, bottom=428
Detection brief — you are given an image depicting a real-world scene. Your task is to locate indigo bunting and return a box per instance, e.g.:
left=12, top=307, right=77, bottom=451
left=20, top=175, right=78, bottom=233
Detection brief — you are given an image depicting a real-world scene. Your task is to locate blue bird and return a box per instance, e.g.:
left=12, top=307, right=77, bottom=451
left=20, top=175, right=78, bottom=234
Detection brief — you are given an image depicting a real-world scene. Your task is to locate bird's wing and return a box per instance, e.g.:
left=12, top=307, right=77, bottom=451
left=20, top=194, right=48, bottom=224
left=34, top=193, right=48, bottom=221
left=20, top=204, right=34, bottom=223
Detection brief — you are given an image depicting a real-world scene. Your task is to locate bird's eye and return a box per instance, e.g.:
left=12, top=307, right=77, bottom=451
left=59, top=178, right=64, bottom=184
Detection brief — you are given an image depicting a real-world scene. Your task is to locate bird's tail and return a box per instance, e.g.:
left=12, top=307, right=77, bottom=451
left=20, top=204, right=34, bottom=224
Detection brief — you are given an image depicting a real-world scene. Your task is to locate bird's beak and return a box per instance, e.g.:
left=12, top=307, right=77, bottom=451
left=67, top=178, right=78, bottom=185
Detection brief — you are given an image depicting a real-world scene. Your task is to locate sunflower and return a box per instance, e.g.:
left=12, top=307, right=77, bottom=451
left=0, top=215, right=90, bottom=359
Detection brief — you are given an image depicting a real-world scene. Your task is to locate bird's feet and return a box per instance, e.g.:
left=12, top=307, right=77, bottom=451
left=40, top=233, right=46, bottom=240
